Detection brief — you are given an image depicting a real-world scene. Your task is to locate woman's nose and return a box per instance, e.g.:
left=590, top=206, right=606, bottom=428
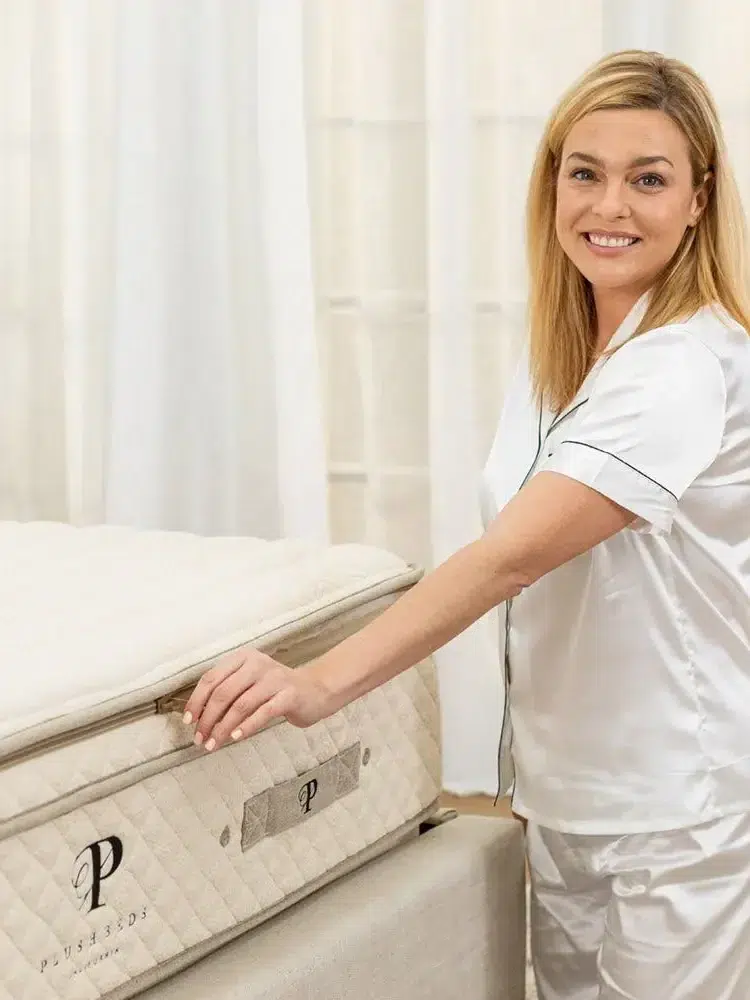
left=591, top=180, right=631, bottom=220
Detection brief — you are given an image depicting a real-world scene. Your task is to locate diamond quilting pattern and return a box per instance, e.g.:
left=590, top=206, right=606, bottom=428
left=0, top=659, right=440, bottom=1000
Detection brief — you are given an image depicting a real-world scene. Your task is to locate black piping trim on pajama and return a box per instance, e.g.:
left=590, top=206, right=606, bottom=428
left=558, top=440, right=678, bottom=502
left=493, top=400, right=547, bottom=808
left=546, top=397, right=590, bottom=436
left=492, top=396, right=602, bottom=808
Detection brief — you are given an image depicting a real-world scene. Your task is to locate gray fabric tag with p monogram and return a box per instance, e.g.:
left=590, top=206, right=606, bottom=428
left=241, top=742, right=362, bottom=852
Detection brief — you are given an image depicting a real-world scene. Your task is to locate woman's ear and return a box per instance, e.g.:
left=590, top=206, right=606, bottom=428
left=689, top=169, right=713, bottom=227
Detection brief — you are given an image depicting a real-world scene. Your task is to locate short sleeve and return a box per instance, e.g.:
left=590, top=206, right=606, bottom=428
left=539, top=327, right=727, bottom=534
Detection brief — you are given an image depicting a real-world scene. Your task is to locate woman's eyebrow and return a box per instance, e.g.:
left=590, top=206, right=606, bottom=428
left=565, top=152, right=675, bottom=169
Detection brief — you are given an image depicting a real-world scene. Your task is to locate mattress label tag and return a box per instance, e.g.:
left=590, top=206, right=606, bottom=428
left=241, top=741, right=361, bottom=851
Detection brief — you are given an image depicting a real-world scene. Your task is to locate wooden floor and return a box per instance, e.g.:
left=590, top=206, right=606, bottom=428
left=439, top=791, right=514, bottom=819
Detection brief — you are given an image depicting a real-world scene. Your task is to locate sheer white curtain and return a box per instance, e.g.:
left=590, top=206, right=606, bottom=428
left=310, top=1, right=607, bottom=793
left=310, top=0, right=750, bottom=794
left=0, top=0, right=328, bottom=542
left=663, top=1, right=750, bottom=215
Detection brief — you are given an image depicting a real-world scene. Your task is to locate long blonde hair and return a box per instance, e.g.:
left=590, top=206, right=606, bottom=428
left=527, top=49, right=750, bottom=412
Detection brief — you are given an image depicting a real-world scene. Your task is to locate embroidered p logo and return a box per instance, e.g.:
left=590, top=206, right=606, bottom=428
left=72, top=836, right=124, bottom=912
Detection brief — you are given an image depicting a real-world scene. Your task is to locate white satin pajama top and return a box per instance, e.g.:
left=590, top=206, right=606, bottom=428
left=481, top=295, right=750, bottom=834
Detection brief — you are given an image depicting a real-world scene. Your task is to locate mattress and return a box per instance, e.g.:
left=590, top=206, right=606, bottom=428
left=139, top=812, right=528, bottom=1000
left=0, top=522, right=442, bottom=1000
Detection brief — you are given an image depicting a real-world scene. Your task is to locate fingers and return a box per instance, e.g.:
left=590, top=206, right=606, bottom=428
left=184, top=648, right=295, bottom=753
left=208, top=685, right=294, bottom=752
left=191, top=661, right=261, bottom=746
left=182, top=651, right=245, bottom=726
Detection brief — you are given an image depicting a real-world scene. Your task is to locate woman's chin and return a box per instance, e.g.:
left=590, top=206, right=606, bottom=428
left=572, top=257, right=647, bottom=291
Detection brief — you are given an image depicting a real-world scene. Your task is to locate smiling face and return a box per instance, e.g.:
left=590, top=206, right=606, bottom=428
left=555, top=108, right=709, bottom=299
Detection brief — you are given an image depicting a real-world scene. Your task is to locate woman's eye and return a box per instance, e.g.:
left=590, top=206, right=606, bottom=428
left=636, top=173, right=665, bottom=188
left=571, top=168, right=595, bottom=182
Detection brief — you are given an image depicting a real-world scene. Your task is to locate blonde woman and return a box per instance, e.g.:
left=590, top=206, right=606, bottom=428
left=185, top=51, right=750, bottom=999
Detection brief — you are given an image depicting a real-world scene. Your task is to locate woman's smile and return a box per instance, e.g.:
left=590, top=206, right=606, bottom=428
left=582, top=230, right=642, bottom=255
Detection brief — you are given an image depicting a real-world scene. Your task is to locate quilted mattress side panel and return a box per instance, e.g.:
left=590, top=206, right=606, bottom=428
left=0, top=659, right=441, bottom=1000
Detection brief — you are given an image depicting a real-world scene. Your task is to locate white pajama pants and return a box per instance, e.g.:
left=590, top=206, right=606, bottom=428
left=526, top=810, right=750, bottom=999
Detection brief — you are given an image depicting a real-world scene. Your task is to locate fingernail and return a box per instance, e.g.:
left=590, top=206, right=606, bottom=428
left=194, top=732, right=204, bottom=746
left=183, top=711, right=193, bottom=725
left=205, top=738, right=216, bottom=752
left=231, top=729, right=243, bottom=741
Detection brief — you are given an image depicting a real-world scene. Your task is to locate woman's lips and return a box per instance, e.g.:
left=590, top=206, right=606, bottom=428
left=582, top=232, right=642, bottom=256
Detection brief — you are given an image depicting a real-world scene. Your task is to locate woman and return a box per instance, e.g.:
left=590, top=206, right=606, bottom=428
left=184, top=51, right=750, bottom=999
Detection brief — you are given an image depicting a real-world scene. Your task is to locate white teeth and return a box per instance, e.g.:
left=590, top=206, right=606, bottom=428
left=588, top=233, right=638, bottom=248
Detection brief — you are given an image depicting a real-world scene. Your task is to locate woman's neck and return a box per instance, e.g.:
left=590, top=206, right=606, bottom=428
left=592, top=287, right=642, bottom=353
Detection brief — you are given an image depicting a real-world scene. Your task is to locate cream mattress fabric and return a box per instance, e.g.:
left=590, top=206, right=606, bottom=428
left=0, top=522, right=442, bottom=1000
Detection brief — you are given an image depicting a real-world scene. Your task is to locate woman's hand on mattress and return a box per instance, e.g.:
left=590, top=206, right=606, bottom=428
left=182, top=649, right=339, bottom=752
